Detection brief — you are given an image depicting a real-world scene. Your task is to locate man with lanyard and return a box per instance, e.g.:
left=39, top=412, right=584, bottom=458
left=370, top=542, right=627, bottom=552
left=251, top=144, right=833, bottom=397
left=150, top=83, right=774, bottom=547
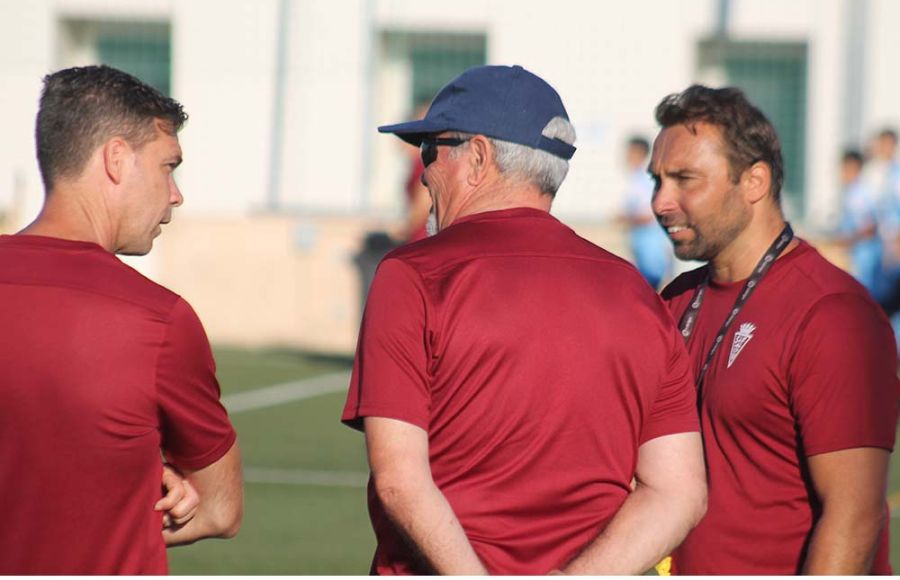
left=342, top=65, right=707, bottom=574
left=651, top=85, right=898, bottom=574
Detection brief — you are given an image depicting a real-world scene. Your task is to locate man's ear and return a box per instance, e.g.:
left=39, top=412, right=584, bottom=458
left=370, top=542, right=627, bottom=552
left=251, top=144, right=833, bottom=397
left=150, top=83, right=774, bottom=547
left=466, top=135, right=493, bottom=187
left=102, top=137, right=132, bottom=185
left=742, top=161, right=772, bottom=204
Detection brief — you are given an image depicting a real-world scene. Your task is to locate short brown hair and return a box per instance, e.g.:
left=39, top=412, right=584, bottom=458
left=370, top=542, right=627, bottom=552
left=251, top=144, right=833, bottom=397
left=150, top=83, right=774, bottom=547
left=36, top=65, right=188, bottom=191
left=655, top=85, right=784, bottom=202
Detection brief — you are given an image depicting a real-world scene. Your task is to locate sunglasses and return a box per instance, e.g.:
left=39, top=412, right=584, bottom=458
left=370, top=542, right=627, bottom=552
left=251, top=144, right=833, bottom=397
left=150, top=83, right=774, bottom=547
left=420, top=137, right=471, bottom=168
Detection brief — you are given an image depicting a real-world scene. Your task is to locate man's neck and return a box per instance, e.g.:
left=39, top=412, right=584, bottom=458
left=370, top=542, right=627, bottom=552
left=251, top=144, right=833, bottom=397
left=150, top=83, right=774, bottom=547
left=450, top=179, right=551, bottom=224
left=708, top=214, right=796, bottom=283
left=19, top=186, right=117, bottom=253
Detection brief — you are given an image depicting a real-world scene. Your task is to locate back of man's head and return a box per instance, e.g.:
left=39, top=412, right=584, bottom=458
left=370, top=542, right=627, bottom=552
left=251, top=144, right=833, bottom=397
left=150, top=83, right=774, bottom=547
left=627, top=136, right=650, bottom=157
left=842, top=148, right=864, bottom=184
left=654, top=85, right=784, bottom=203
left=379, top=65, right=577, bottom=196
left=875, top=128, right=898, bottom=159
left=626, top=135, right=650, bottom=169
left=843, top=148, right=864, bottom=166
left=36, top=65, right=188, bottom=192
left=878, top=128, right=898, bottom=145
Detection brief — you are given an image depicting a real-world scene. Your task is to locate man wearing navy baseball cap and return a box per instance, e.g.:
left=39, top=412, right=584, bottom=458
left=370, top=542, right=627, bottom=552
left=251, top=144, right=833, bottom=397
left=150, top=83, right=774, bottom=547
left=342, top=65, right=706, bottom=575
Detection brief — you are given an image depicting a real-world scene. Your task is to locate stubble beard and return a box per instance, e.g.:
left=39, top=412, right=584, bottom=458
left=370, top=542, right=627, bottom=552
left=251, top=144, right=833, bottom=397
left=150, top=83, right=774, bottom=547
left=672, top=188, right=751, bottom=263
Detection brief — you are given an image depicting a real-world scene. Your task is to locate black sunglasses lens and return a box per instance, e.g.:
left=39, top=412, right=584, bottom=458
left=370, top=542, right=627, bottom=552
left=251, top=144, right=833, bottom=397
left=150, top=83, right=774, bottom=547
left=421, top=141, right=437, bottom=168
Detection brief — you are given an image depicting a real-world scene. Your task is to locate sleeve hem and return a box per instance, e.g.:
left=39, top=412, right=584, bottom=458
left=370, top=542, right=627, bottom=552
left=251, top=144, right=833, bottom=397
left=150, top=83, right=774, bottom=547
left=342, top=405, right=429, bottom=433
left=166, top=428, right=237, bottom=471
left=805, top=438, right=895, bottom=457
left=639, top=421, right=701, bottom=446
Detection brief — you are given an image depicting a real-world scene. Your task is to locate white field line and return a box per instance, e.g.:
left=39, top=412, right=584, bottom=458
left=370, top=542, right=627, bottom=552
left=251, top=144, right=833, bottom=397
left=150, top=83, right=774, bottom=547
left=244, top=466, right=368, bottom=488
left=222, top=370, right=352, bottom=414
left=225, top=372, right=900, bottom=507
left=223, top=371, right=368, bottom=488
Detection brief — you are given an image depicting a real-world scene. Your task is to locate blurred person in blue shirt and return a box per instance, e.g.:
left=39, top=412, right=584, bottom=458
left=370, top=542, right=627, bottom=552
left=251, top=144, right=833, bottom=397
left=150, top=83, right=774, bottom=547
left=863, top=128, right=900, bottom=346
left=621, top=136, right=671, bottom=289
left=835, top=149, right=882, bottom=295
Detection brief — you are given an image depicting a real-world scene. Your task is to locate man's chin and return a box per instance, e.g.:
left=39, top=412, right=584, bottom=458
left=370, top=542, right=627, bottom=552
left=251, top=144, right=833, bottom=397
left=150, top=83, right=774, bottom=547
left=117, top=241, right=153, bottom=257
left=673, top=243, right=707, bottom=263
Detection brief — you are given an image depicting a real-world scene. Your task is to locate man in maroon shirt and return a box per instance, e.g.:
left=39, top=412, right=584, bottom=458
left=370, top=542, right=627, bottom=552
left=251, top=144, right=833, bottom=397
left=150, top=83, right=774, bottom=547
left=342, top=65, right=707, bottom=574
left=651, top=85, right=898, bottom=574
left=0, top=65, right=242, bottom=573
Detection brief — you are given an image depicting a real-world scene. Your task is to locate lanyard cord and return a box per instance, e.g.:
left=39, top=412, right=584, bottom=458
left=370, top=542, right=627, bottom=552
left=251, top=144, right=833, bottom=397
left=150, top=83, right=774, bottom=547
left=678, top=223, right=794, bottom=389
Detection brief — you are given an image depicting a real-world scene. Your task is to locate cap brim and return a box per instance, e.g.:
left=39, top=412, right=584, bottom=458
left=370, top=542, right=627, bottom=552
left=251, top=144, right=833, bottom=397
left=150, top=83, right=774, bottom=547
left=377, top=119, right=447, bottom=146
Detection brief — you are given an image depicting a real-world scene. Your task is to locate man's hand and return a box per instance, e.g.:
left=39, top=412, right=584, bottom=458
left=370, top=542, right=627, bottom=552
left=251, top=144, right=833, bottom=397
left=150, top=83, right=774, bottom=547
left=163, top=442, right=243, bottom=546
left=156, top=464, right=200, bottom=529
left=561, top=432, right=707, bottom=575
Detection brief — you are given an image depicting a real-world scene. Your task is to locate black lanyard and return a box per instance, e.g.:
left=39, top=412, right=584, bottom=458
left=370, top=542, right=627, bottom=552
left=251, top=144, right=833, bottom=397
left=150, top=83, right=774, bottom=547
left=678, top=224, right=794, bottom=389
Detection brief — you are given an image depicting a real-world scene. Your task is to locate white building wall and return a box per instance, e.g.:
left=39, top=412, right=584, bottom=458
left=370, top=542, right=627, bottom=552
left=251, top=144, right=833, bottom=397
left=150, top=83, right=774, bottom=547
left=173, top=0, right=278, bottom=216
left=3, top=0, right=900, bottom=229
left=276, top=0, right=371, bottom=213
left=865, top=0, right=900, bottom=136
left=375, top=0, right=493, bottom=31
left=0, top=1, right=54, bottom=229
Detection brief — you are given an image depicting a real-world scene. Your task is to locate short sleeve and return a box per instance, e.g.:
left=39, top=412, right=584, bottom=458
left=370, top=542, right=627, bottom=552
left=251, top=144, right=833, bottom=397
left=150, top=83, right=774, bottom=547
left=790, top=293, right=899, bottom=456
left=342, top=258, right=430, bottom=432
left=640, top=309, right=701, bottom=444
left=157, top=298, right=236, bottom=470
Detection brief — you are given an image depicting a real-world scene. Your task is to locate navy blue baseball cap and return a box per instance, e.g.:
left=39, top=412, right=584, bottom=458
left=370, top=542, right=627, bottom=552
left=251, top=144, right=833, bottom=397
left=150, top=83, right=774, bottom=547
left=378, top=65, right=576, bottom=160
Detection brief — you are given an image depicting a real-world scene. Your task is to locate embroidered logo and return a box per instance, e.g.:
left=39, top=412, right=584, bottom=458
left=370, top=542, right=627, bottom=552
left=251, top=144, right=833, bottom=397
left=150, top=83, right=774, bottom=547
left=728, top=323, right=756, bottom=368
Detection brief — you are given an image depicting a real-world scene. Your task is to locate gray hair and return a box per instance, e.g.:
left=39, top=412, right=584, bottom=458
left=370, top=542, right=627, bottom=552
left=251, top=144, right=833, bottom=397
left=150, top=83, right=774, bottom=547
left=450, top=116, right=576, bottom=195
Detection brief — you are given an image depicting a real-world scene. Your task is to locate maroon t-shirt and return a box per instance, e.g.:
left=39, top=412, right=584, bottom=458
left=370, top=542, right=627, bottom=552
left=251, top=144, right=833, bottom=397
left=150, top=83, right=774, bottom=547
left=0, top=235, right=236, bottom=574
left=342, top=207, right=699, bottom=574
left=663, top=240, right=898, bottom=574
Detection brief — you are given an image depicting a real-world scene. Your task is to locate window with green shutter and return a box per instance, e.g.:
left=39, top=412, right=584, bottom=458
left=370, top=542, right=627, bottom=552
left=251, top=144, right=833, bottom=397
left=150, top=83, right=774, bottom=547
left=61, top=20, right=172, bottom=97
left=382, top=32, right=487, bottom=112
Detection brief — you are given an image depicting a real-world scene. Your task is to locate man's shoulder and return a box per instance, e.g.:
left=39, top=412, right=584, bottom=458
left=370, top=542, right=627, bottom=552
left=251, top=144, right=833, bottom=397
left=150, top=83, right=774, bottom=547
left=108, top=260, right=185, bottom=314
left=661, top=266, right=708, bottom=302
left=385, top=211, right=636, bottom=276
left=767, top=241, right=886, bottom=337
left=0, top=236, right=182, bottom=317
left=787, top=239, right=870, bottom=299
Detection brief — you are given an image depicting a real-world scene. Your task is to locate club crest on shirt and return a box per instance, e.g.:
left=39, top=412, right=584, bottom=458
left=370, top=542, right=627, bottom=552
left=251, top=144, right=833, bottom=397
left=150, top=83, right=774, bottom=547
left=728, top=322, right=756, bottom=368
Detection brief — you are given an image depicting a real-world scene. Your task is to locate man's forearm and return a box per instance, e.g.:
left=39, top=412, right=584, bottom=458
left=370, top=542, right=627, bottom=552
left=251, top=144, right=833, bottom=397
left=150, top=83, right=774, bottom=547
left=377, top=479, right=487, bottom=575
left=561, top=483, right=705, bottom=574
left=163, top=443, right=243, bottom=547
left=802, top=508, right=885, bottom=574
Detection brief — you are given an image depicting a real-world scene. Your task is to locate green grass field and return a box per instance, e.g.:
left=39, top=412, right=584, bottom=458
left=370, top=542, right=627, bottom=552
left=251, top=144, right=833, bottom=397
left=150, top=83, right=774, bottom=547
left=168, top=346, right=900, bottom=574
left=168, top=348, right=373, bottom=575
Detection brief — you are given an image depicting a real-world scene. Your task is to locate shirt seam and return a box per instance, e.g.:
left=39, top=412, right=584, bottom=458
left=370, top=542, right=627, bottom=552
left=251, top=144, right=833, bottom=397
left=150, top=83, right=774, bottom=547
left=0, top=279, right=177, bottom=315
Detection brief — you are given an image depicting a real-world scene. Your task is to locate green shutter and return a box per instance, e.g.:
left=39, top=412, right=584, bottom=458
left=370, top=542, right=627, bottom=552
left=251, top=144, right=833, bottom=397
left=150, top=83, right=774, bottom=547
left=409, top=35, right=486, bottom=107
left=96, top=22, right=172, bottom=96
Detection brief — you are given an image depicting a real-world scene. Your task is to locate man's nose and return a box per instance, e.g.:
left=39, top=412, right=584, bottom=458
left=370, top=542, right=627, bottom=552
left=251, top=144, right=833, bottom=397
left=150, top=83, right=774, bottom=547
left=170, top=182, right=184, bottom=207
left=651, top=180, right=676, bottom=218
